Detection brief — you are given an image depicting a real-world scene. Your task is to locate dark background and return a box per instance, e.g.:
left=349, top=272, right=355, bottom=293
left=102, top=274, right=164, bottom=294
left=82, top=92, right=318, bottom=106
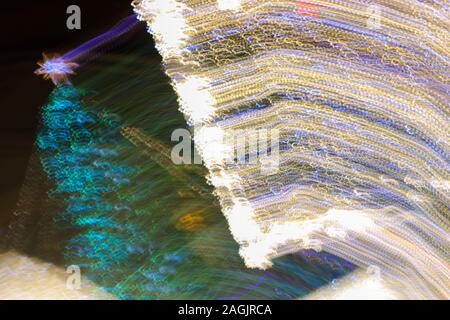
left=0, top=1, right=148, bottom=237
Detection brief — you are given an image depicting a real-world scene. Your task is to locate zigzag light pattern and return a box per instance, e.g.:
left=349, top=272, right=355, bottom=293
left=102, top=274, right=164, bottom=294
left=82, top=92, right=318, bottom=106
left=133, top=0, right=449, bottom=299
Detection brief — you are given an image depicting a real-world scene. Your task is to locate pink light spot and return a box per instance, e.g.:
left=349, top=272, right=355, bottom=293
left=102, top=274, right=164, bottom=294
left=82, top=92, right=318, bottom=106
left=296, top=0, right=319, bottom=17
